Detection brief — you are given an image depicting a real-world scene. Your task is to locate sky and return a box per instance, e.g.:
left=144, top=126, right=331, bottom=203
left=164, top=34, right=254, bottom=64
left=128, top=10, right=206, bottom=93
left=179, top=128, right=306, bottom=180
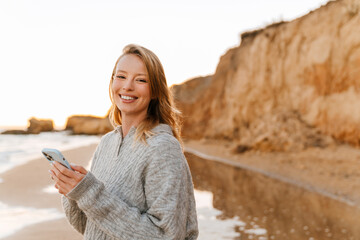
left=0, top=0, right=330, bottom=128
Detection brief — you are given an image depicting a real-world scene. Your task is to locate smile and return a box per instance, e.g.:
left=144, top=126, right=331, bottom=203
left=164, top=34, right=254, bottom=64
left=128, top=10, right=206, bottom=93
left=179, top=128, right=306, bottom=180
left=120, top=95, right=138, bottom=100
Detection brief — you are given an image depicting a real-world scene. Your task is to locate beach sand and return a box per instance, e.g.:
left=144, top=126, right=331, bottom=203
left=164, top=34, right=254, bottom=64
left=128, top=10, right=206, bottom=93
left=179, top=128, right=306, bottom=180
left=2, top=138, right=360, bottom=239
left=0, top=144, right=98, bottom=240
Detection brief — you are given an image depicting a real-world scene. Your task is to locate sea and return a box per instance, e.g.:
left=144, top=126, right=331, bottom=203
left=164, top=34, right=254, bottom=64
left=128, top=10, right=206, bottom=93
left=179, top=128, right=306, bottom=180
left=0, top=129, right=267, bottom=240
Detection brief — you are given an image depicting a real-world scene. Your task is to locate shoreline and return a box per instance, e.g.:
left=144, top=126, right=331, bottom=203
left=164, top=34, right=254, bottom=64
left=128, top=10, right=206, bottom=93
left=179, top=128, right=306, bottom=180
left=0, top=131, right=101, bottom=176
left=0, top=144, right=98, bottom=240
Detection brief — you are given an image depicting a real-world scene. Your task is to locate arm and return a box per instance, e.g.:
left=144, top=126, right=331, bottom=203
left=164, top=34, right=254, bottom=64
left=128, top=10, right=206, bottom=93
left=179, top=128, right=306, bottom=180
left=61, top=195, right=87, bottom=234
left=65, top=142, right=191, bottom=239
left=53, top=163, right=88, bottom=234
left=56, top=144, right=101, bottom=234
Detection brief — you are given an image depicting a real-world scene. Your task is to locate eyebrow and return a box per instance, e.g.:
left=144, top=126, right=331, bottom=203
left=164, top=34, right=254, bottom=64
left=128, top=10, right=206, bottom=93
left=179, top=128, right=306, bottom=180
left=116, top=70, right=148, bottom=76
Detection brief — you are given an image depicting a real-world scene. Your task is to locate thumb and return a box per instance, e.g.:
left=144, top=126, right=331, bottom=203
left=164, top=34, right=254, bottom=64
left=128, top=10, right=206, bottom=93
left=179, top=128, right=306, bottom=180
left=70, top=164, right=88, bottom=174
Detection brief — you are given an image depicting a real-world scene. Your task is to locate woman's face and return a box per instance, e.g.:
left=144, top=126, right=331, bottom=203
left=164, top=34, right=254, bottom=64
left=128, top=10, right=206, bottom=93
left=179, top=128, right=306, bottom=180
left=112, top=54, right=151, bottom=121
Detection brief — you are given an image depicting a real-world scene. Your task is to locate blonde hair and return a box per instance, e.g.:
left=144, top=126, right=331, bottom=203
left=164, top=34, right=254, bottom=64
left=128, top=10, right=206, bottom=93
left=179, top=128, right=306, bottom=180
left=109, top=44, right=182, bottom=143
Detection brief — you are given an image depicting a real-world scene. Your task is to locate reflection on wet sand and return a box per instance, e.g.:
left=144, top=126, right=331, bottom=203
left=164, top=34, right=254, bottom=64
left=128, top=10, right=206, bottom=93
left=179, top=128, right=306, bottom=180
left=185, top=150, right=360, bottom=240
left=195, top=190, right=267, bottom=239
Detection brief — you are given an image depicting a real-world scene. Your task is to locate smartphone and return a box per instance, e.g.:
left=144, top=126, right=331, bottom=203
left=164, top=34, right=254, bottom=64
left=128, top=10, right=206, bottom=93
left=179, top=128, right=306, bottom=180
left=42, top=148, right=73, bottom=170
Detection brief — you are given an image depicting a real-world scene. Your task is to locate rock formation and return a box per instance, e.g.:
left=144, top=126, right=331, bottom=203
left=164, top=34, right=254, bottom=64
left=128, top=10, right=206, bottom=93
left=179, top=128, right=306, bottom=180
left=172, top=0, right=360, bottom=151
left=2, top=117, right=55, bottom=134
left=1, top=129, right=28, bottom=135
left=65, top=115, right=113, bottom=135
left=27, top=117, right=54, bottom=134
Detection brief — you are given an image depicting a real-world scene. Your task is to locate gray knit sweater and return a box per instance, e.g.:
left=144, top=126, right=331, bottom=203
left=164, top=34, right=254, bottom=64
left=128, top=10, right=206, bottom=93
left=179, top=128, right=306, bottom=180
left=62, top=124, right=198, bottom=240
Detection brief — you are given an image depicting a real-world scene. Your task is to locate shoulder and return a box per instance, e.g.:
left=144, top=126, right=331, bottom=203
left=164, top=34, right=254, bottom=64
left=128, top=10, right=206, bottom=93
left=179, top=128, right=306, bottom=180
left=147, top=124, right=182, bottom=152
left=143, top=124, right=185, bottom=168
left=97, top=129, right=118, bottom=147
left=102, top=129, right=118, bottom=139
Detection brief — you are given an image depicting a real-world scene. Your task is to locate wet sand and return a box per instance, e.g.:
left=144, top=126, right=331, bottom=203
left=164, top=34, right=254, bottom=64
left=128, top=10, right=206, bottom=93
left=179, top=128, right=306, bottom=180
left=185, top=139, right=360, bottom=206
left=184, top=139, right=360, bottom=239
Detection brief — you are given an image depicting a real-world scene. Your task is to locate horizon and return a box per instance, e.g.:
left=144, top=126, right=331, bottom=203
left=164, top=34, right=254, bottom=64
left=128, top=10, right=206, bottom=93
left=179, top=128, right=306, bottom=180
left=0, top=0, right=329, bottom=128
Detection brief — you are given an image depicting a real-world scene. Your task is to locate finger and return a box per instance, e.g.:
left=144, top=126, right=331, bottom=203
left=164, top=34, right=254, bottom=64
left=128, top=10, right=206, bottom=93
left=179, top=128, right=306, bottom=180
left=56, top=179, right=75, bottom=195
left=49, top=170, right=56, bottom=181
left=52, top=163, right=86, bottom=195
left=57, top=185, right=66, bottom=195
left=48, top=170, right=54, bottom=180
left=53, top=166, right=84, bottom=189
left=71, top=164, right=88, bottom=174
left=50, top=167, right=71, bottom=184
left=49, top=168, right=74, bottom=195
left=49, top=170, right=65, bottom=188
left=53, top=161, right=76, bottom=178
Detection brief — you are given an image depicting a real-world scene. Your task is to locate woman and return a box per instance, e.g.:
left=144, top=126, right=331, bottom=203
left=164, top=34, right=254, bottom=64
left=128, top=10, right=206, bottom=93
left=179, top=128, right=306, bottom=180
left=49, top=44, right=199, bottom=239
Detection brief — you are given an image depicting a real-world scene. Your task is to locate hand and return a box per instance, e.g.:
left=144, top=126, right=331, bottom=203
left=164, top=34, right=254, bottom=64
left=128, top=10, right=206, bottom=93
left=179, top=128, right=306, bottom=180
left=49, top=161, right=87, bottom=195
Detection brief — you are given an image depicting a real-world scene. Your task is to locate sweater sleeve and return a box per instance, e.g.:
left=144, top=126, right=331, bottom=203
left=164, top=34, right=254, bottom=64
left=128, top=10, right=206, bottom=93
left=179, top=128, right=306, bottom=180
left=61, top=196, right=87, bottom=234
left=66, top=140, right=191, bottom=240
left=61, top=141, right=102, bottom=234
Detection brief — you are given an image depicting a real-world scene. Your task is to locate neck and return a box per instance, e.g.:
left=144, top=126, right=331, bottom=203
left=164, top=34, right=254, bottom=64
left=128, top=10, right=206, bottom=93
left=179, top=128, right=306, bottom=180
left=121, top=112, right=147, bottom=137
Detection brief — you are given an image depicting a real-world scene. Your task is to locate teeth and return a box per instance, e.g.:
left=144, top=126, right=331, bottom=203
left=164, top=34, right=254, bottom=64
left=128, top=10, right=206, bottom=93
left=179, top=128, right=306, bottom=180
left=121, top=95, right=136, bottom=100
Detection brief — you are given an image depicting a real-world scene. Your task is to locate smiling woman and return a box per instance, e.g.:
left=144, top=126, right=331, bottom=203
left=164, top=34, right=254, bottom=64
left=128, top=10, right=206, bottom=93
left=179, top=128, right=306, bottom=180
left=49, top=44, right=199, bottom=240
left=109, top=44, right=182, bottom=143
left=111, top=54, right=152, bottom=134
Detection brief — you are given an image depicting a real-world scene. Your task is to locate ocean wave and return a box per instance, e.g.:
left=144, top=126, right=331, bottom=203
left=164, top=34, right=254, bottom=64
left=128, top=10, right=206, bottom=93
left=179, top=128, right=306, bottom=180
left=0, top=131, right=101, bottom=174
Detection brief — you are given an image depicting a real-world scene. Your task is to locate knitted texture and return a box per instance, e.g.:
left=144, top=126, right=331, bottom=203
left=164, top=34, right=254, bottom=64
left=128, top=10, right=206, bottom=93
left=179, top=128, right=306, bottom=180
left=62, top=124, right=199, bottom=240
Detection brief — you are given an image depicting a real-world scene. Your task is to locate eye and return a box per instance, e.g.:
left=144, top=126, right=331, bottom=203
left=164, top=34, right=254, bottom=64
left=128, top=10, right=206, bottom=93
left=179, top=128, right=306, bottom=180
left=115, top=75, right=126, bottom=79
left=136, top=79, right=148, bottom=83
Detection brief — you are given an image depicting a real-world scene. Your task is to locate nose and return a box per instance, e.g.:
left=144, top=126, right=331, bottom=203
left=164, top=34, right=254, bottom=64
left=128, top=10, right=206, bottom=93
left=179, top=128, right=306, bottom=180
left=122, top=78, right=134, bottom=91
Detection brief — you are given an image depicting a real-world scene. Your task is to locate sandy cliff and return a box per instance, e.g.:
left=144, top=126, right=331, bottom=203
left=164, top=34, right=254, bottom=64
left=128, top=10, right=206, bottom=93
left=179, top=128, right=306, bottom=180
left=172, top=0, right=360, bottom=151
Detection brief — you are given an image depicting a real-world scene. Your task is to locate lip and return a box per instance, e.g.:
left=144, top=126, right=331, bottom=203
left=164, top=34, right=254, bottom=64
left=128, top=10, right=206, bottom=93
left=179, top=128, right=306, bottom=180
left=119, top=94, right=138, bottom=102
